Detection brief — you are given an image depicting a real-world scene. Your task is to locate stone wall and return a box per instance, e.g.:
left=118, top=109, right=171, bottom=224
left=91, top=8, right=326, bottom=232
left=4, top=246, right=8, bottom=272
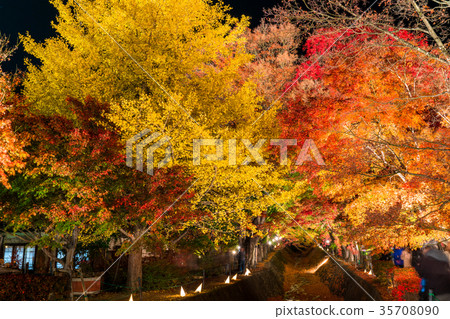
left=314, top=249, right=384, bottom=301
left=184, top=248, right=288, bottom=301
left=184, top=246, right=384, bottom=301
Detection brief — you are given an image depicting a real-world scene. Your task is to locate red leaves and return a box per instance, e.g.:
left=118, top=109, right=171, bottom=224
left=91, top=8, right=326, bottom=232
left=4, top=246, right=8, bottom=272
left=277, top=25, right=450, bottom=246
left=389, top=267, right=421, bottom=301
left=0, top=51, right=27, bottom=188
left=112, top=166, right=196, bottom=228
left=286, top=60, right=323, bottom=87
left=0, top=274, right=68, bottom=301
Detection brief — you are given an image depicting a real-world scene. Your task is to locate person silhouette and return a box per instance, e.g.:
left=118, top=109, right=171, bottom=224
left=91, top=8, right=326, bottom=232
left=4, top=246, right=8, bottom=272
left=237, top=247, right=246, bottom=274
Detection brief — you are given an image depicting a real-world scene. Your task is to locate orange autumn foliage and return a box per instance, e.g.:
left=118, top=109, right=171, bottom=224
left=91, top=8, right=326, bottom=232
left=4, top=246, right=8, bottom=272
left=0, top=36, right=27, bottom=188
left=280, top=28, right=449, bottom=249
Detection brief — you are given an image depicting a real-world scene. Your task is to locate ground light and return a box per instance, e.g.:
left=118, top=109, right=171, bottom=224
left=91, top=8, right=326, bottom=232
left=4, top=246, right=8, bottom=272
left=195, top=283, right=202, bottom=293
left=309, top=257, right=329, bottom=273
left=180, top=286, right=186, bottom=297
left=129, top=294, right=133, bottom=301
left=232, top=274, right=237, bottom=280
left=245, top=268, right=251, bottom=276
left=225, top=276, right=230, bottom=284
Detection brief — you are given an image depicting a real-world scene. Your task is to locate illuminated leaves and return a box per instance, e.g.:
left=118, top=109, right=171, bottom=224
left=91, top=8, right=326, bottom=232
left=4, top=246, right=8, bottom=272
left=279, top=27, right=449, bottom=248
left=0, top=36, right=27, bottom=188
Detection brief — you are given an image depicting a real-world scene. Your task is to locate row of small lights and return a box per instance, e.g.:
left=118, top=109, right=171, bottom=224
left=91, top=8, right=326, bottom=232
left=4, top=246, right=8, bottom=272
left=185, top=235, right=282, bottom=296
left=231, top=236, right=282, bottom=255
left=270, top=236, right=282, bottom=246
left=129, top=236, right=283, bottom=300
left=129, top=268, right=252, bottom=300
left=180, top=268, right=252, bottom=297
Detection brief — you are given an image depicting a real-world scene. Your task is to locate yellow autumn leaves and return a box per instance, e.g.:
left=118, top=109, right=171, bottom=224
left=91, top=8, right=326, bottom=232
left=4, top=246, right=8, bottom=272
left=21, top=0, right=306, bottom=245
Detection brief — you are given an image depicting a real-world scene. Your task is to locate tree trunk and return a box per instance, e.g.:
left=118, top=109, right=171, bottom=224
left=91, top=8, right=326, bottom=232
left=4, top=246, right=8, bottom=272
left=243, top=215, right=266, bottom=268
left=244, top=236, right=259, bottom=268
left=63, top=227, right=80, bottom=276
left=64, top=246, right=76, bottom=273
left=257, top=245, right=263, bottom=262
left=127, top=245, right=142, bottom=291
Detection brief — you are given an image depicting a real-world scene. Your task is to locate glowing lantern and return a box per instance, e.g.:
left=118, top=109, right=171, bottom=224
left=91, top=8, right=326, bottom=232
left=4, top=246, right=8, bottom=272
left=232, top=274, right=237, bottom=280
left=195, top=283, right=202, bottom=293
left=245, top=268, right=251, bottom=276
left=225, top=276, right=230, bottom=284
left=180, top=286, right=186, bottom=297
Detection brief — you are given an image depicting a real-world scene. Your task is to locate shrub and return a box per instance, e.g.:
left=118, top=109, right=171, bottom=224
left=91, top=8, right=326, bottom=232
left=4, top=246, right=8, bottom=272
left=389, top=267, right=421, bottom=301
left=142, top=261, right=191, bottom=291
left=373, top=260, right=395, bottom=287
left=0, top=273, right=69, bottom=300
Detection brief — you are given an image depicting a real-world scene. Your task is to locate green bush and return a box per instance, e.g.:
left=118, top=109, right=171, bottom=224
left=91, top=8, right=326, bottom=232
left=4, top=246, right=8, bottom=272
left=142, top=261, right=192, bottom=291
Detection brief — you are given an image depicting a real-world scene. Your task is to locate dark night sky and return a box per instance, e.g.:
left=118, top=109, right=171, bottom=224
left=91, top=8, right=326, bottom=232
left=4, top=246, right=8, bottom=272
left=0, top=0, right=281, bottom=72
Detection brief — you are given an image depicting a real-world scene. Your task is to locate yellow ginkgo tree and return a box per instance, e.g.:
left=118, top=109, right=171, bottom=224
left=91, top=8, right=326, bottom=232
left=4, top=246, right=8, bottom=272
left=20, top=0, right=309, bottom=285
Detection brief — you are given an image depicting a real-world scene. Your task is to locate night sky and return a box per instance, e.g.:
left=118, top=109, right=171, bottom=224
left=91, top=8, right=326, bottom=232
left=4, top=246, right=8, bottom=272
left=0, top=0, right=281, bottom=72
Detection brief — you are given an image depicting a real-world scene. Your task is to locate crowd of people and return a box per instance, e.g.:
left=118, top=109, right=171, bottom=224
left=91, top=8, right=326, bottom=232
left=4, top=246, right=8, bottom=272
left=323, top=238, right=450, bottom=301
left=393, top=240, right=450, bottom=301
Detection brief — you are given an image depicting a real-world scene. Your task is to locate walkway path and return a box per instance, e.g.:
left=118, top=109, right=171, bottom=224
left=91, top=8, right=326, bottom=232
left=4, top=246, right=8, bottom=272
left=274, top=247, right=343, bottom=301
